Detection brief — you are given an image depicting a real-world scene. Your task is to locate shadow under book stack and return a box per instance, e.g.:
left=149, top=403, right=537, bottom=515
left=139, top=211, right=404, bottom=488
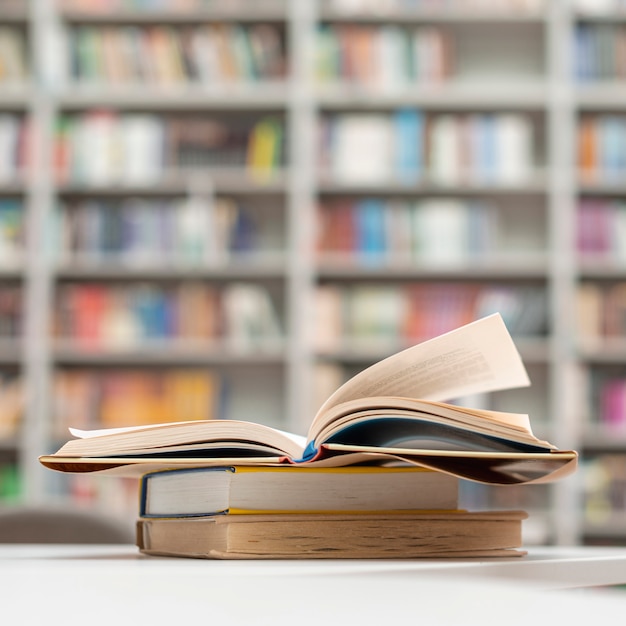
left=0, top=0, right=618, bottom=547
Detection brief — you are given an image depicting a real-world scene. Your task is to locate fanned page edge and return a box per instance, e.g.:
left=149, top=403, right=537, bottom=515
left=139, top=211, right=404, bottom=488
left=309, top=313, right=530, bottom=440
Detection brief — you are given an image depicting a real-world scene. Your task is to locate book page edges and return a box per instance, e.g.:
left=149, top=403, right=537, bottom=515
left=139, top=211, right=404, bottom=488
left=310, top=314, right=530, bottom=436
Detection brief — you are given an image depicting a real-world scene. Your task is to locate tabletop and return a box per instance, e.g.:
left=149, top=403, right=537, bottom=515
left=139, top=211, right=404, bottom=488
left=2, top=544, right=626, bottom=625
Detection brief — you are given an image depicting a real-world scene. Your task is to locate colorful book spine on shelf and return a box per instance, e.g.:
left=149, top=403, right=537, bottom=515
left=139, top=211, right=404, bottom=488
left=326, top=0, right=546, bottom=12
left=393, top=108, right=425, bottom=182
left=598, top=378, right=626, bottom=431
left=322, top=111, right=534, bottom=186
left=53, top=368, right=224, bottom=433
left=0, top=114, right=30, bottom=184
left=312, top=282, right=547, bottom=349
left=0, top=199, right=23, bottom=263
left=69, top=23, right=286, bottom=85
left=578, top=115, right=626, bottom=183
left=577, top=199, right=626, bottom=262
left=55, top=113, right=285, bottom=184
left=576, top=281, right=626, bottom=338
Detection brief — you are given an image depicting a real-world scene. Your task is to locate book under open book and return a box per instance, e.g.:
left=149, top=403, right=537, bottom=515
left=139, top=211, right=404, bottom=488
left=39, top=314, right=577, bottom=485
left=139, top=466, right=459, bottom=517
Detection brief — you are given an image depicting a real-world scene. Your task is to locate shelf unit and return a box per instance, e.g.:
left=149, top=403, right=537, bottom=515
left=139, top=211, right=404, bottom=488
left=571, top=1, right=626, bottom=545
left=3, top=0, right=626, bottom=545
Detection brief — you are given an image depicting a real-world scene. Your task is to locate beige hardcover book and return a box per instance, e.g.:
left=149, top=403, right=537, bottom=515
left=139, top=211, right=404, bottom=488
left=136, top=510, right=528, bottom=560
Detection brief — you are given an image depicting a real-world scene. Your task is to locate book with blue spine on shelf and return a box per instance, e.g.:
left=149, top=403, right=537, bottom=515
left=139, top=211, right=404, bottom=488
left=393, top=108, right=424, bottom=183
left=355, top=198, right=386, bottom=264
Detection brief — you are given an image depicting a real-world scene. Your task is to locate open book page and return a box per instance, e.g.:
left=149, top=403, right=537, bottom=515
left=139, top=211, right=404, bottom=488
left=57, top=420, right=307, bottom=459
left=309, top=313, right=530, bottom=439
left=68, top=424, right=308, bottom=449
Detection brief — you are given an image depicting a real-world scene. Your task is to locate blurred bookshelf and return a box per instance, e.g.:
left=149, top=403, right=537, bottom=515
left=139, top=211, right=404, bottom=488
left=3, top=0, right=626, bottom=546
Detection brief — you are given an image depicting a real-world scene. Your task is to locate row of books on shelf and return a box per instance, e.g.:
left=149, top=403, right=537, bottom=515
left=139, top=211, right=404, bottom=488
left=317, top=197, right=500, bottom=264
left=58, top=0, right=278, bottom=12
left=316, top=24, right=453, bottom=86
left=578, top=115, right=626, bottom=184
left=327, top=0, right=545, bottom=12
left=55, top=113, right=285, bottom=185
left=313, top=282, right=547, bottom=350
left=577, top=281, right=626, bottom=338
left=54, top=196, right=264, bottom=266
left=0, top=114, right=29, bottom=185
left=577, top=199, right=626, bottom=261
left=574, top=24, right=626, bottom=82
left=0, top=27, right=27, bottom=84
left=575, top=0, right=626, bottom=15
left=0, top=366, right=228, bottom=442
left=56, top=0, right=545, bottom=15
left=9, top=110, right=626, bottom=189
left=53, top=367, right=224, bottom=434
left=54, top=281, right=282, bottom=349
left=321, top=111, right=534, bottom=186
left=68, top=23, right=286, bottom=85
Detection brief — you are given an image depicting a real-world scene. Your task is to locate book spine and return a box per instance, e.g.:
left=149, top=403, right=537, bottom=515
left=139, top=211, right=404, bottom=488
left=67, top=22, right=287, bottom=85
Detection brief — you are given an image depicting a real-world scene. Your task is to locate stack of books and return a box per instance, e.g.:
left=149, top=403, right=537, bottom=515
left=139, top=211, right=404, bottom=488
left=135, top=466, right=528, bottom=559
left=40, top=313, right=578, bottom=559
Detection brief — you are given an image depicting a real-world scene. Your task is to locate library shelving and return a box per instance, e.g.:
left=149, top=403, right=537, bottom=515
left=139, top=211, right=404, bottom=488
left=3, top=0, right=624, bottom=545
left=572, top=0, right=626, bottom=543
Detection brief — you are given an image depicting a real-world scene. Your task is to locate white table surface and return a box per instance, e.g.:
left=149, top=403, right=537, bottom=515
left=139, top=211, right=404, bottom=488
left=2, top=544, right=626, bottom=624
left=0, top=545, right=626, bottom=626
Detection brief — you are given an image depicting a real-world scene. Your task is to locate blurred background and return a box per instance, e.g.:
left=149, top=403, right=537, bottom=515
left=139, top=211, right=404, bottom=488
left=0, top=0, right=625, bottom=546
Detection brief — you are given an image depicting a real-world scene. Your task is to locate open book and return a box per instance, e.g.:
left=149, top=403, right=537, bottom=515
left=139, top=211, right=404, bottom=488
left=39, top=314, right=577, bottom=485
